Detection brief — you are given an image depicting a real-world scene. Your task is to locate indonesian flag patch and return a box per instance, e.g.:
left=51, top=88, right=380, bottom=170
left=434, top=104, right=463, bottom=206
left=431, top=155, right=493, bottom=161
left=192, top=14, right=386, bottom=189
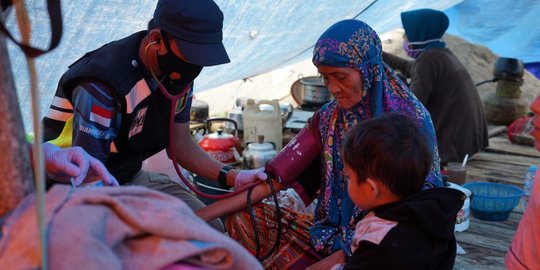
left=90, top=104, right=112, bottom=127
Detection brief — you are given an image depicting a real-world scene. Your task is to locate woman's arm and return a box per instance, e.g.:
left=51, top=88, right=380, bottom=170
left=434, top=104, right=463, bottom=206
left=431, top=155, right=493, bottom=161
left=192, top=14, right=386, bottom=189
left=196, top=180, right=285, bottom=222
left=382, top=51, right=414, bottom=78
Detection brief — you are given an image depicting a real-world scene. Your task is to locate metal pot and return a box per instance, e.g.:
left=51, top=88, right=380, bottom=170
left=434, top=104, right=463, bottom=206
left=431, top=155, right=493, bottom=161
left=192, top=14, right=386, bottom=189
left=494, top=57, right=524, bottom=82
left=291, top=75, right=332, bottom=107
left=190, top=99, right=209, bottom=123
left=198, top=118, right=242, bottom=165
left=226, top=106, right=244, bottom=131
left=243, top=135, right=277, bottom=169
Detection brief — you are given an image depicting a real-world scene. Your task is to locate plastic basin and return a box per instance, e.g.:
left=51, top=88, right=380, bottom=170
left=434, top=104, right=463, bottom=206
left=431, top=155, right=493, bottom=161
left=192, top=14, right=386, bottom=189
left=463, top=182, right=523, bottom=221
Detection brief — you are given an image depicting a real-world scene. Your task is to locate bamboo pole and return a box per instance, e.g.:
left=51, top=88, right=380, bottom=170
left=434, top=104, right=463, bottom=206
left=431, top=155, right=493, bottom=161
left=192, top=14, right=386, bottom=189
left=0, top=8, right=34, bottom=217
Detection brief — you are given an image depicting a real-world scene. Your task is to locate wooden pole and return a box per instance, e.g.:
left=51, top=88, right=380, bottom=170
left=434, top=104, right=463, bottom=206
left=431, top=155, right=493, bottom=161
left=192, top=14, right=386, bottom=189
left=0, top=8, right=34, bottom=217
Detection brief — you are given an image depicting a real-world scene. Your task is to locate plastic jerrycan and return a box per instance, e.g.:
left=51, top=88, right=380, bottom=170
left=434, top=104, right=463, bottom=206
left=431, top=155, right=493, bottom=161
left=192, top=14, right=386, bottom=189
left=243, top=99, right=283, bottom=151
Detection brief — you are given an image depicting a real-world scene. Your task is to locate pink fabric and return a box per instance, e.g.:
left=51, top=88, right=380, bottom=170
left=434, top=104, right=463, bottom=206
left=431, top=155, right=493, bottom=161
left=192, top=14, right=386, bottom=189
left=351, top=212, right=398, bottom=253
left=0, top=185, right=261, bottom=270
left=505, top=172, right=540, bottom=270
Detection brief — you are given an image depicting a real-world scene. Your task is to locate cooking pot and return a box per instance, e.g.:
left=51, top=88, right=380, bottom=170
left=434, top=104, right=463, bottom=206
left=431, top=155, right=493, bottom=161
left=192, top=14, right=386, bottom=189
left=198, top=118, right=242, bottom=165
left=243, top=135, right=277, bottom=169
left=190, top=99, right=209, bottom=123
left=226, top=106, right=244, bottom=131
left=494, top=57, right=524, bottom=82
left=290, top=75, right=332, bottom=107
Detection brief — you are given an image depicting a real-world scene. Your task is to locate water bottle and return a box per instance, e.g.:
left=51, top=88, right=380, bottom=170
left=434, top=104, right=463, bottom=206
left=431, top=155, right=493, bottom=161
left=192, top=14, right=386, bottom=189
left=523, top=165, right=537, bottom=209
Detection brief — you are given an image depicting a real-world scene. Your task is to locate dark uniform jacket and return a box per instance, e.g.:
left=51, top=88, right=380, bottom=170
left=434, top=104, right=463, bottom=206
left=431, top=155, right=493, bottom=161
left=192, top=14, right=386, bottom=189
left=43, top=31, right=191, bottom=183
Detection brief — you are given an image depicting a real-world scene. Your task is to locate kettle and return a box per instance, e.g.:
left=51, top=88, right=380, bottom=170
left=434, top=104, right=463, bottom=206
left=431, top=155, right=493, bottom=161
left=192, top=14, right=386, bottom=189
left=198, top=118, right=243, bottom=165
left=243, top=135, right=277, bottom=169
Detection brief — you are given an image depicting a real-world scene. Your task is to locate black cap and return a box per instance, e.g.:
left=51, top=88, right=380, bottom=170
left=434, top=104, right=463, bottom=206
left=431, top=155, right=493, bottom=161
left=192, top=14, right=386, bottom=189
left=153, top=0, right=230, bottom=66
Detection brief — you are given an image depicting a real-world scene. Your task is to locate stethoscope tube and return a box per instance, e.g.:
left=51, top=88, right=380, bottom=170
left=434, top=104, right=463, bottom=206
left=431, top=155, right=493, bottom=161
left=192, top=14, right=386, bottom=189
left=162, top=82, right=282, bottom=260
left=145, top=41, right=281, bottom=260
left=145, top=40, right=263, bottom=199
left=165, top=94, right=263, bottom=199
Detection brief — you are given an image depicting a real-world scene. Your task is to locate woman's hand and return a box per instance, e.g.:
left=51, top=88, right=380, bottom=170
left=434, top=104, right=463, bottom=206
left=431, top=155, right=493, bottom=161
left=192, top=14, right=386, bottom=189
left=42, top=143, right=119, bottom=186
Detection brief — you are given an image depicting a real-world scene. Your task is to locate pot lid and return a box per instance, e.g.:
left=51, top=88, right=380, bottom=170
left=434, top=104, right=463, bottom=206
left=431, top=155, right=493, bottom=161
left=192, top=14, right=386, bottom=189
left=248, top=142, right=275, bottom=151
left=247, top=135, right=275, bottom=151
left=208, top=129, right=234, bottom=139
left=192, top=99, right=209, bottom=109
left=299, top=76, right=325, bottom=86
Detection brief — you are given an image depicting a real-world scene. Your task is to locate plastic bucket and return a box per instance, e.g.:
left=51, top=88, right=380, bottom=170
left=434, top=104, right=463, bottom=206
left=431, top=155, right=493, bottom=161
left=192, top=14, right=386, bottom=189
left=446, top=182, right=471, bottom=232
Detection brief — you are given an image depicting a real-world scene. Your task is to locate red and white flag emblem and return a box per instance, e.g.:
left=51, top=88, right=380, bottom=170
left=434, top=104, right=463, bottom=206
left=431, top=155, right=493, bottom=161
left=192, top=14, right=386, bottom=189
left=90, top=104, right=112, bottom=127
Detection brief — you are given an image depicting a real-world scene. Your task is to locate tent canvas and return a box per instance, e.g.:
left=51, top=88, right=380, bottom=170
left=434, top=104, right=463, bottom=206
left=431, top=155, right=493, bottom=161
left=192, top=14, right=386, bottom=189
left=4, top=0, right=540, bottom=132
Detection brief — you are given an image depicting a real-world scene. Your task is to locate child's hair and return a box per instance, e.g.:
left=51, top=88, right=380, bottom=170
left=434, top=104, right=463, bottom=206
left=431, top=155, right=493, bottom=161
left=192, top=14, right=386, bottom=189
left=341, top=113, right=432, bottom=198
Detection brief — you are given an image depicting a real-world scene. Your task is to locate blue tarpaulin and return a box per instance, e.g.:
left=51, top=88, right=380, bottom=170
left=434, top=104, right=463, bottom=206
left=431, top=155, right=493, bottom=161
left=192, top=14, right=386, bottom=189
left=4, top=0, right=539, bottom=131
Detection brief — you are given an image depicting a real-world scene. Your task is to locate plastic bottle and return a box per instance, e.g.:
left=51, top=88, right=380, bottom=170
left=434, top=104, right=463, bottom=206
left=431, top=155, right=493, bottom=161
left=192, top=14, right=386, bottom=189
left=243, top=99, right=283, bottom=150
left=523, top=165, right=537, bottom=209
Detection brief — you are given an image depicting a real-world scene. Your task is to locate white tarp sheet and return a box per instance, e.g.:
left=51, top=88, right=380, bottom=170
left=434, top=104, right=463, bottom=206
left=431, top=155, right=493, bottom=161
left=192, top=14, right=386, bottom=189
left=6, top=0, right=540, bottom=130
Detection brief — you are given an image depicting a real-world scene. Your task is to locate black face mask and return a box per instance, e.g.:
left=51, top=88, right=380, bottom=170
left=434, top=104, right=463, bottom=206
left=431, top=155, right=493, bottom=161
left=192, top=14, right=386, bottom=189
left=157, top=31, right=203, bottom=87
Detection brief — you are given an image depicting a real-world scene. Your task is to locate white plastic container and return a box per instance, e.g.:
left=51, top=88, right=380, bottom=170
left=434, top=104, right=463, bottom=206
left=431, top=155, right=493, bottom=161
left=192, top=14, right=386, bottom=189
left=446, top=182, right=471, bottom=232
left=243, top=99, right=283, bottom=150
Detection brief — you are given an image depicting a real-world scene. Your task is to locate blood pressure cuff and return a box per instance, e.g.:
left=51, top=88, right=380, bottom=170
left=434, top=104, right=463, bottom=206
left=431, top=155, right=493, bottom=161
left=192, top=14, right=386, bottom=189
left=265, top=112, right=322, bottom=205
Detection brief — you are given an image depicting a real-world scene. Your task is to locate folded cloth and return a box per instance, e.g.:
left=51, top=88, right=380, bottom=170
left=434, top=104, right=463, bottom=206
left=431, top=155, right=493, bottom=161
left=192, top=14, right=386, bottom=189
left=0, top=185, right=261, bottom=270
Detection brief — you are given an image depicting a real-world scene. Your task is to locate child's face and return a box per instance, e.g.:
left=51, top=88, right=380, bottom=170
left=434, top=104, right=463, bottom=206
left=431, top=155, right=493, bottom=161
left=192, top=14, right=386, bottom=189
left=345, top=163, right=377, bottom=210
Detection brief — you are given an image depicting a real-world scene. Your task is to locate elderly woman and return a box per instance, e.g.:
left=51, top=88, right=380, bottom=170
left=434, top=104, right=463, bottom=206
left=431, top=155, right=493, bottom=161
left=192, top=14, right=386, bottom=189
left=197, top=19, right=441, bottom=269
left=383, top=8, right=488, bottom=165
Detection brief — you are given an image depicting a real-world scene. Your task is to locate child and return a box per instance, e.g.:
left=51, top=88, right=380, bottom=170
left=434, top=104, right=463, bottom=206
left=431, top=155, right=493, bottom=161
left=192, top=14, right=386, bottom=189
left=336, top=114, right=464, bottom=270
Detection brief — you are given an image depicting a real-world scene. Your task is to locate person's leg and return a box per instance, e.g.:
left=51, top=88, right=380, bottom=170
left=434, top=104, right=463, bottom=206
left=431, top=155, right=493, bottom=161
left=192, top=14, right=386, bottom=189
left=126, top=170, right=224, bottom=232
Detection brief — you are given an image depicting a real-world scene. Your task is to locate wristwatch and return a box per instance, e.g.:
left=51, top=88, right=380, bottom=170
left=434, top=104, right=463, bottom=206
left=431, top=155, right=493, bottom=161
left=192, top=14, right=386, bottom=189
left=218, top=165, right=234, bottom=188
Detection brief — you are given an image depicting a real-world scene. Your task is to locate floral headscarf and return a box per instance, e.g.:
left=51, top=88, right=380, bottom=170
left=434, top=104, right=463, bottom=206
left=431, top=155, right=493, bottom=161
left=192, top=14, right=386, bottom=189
left=309, top=19, right=442, bottom=256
